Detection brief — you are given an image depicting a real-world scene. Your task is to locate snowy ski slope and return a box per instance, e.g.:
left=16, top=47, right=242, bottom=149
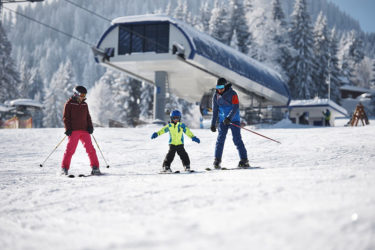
left=0, top=119, right=374, bottom=250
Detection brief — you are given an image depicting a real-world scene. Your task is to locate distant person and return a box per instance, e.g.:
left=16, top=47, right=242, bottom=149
left=299, top=112, right=309, bottom=125
left=61, top=86, right=101, bottom=176
left=151, top=110, right=200, bottom=173
left=210, top=77, right=249, bottom=169
left=322, top=109, right=331, bottom=126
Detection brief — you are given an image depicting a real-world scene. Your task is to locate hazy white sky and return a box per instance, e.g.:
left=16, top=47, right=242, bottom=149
left=328, top=0, right=375, bottom=33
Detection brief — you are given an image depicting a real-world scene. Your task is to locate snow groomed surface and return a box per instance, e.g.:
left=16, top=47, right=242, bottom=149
left=1, top=120, right=374, bottom=250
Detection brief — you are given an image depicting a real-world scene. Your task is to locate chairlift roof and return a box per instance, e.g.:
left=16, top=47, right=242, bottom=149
left=96, top=14, right=290, bottom=106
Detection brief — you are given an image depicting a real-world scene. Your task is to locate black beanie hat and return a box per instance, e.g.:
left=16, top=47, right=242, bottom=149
left=217, top=77, right=227, bottom=86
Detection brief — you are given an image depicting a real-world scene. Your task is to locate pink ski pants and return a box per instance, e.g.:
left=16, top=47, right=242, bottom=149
left=61, top=130, right=99, bottom=169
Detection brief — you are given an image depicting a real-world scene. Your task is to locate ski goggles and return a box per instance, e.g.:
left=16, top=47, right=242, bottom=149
left=216, top=85, right=225, bottom=90
left=74, top=91, right=86, bottom=97
left=171, top=116, right=180, bottom=120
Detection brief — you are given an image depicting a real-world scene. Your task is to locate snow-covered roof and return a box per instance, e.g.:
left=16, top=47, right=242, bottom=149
left=8, top=99, right=43, bottom=108
left=340, top=84, right=374, bottom=93
left=109, top=14, right=290, bottom=103
left=0, top=104, right=15, bottom=113
left=289, top=98, right=348, bottom=117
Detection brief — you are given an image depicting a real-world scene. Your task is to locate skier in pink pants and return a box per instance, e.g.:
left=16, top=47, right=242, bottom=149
left=61, top=86, right=100, bottom=176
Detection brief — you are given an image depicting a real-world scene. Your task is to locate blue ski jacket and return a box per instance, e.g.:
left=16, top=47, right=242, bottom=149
left=211, top=84, right=240, bottom=126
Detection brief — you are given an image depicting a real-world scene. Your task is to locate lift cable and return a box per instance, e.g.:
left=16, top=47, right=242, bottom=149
left=3, top=6, right=94, bottom=46
left=62, top=0, right=173, bottom=54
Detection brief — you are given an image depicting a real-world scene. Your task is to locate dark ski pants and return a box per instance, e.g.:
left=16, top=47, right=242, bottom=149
left=163, top=144, right=190, bottom=167
left=215, top=121, right=247, bottom=160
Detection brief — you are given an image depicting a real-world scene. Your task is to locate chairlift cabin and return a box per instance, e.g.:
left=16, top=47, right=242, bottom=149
left=93, top=14, right=290, bottom=121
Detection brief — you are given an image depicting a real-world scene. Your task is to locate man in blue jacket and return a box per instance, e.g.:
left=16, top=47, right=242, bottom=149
left=211, top=77, right=250, bottom=169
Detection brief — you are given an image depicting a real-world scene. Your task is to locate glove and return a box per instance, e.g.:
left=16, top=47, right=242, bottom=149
left=65, top=129, right=72, bottom=136
left=223, top=117, right=231, bottom=125
left=210, top=125, right=216, bottom=132
left=192, top=136, right=200, bottom=144
left=151, top=132, right=158, bottom=139
left=87, top=126, right=94, bottom=134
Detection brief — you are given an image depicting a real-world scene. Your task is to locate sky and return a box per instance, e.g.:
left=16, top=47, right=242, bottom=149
left=328, top=0, right=375, bottom=33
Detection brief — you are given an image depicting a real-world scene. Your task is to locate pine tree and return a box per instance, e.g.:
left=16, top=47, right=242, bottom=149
left=86, top=72, right=114, bottom=126
left=174, top=0, right=187, bottom=22
left=271, top=0, right=291, bottom=81
left=209, top=0, right=231, bottom=45
left=0, top=23, right=20, bottom=102
left=140, top=82, right=154, bottom=121
left=272, top=0, right=286, bottom=27
left=165, top=0, right=173, bottom=16
left=198, top=1, right=211, bottom=33
left=125, top=78, right=142, bottom=127
left=288, top=0, right=315, bottom=99
left=339, top=30, right=365, bottom=84
left=348, top=31, right=365, bottom=66
left=111, top=71, right=129, bottom=124
left=312, top=12, right=330, bottom=98
left=371, top=59, right=375, bottom=87
left=43, top=60, right=77, bottom=128
left=18, top=59, right=32, bottom=98
left=244, top=0, right=253, bottom=13
left=327, top=28, right=342, bottom=103
left=28, top=68, right=44, bottom=102
left=229, top=0, right=252, bottom=54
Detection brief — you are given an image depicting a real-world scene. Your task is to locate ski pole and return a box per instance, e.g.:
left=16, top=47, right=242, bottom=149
left=92, top=135, right=110, bottom=168
left=39, top=136, right=67, bottom=167
left=230, top=123, right=281, bottom=144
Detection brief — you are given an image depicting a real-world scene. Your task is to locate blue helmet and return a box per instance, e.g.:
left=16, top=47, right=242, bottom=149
left=170, top=110, right=182, bottom=122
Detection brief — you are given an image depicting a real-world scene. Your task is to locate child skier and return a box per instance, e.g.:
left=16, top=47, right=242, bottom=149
left=151, top=110, right=200, bottom=173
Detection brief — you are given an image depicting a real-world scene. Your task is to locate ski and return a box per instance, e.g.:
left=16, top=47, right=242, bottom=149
left=78, top=173, right=106, bottom=177
left=61, top=173, right=105, bottom=178
left=205, top=167, right=224, bottom=171
left=159, top=170, right=195, bottom=174
left=206, top=167, right=260, bottom=171
left=78, top=174, right=91, bottom=177
left=159, top=170, right=180, bottom=174
left=221, top=167, right=260, bottom=170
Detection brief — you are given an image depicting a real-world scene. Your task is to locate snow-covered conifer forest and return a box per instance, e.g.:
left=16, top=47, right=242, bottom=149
left=1, top=0, right=375, bottom=127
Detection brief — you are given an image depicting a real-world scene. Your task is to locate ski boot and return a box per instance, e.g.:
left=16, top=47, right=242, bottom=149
left=91, top=166, right=102, bottom=175
left=61, top=168, right=69, bottom=175
left=161, top=164, right=172, bottom=173
left=238, top=159, right=250, bottom=168
left=184, top=165, right=191, bottom=171
left=213, top=158, right=221, bottom=169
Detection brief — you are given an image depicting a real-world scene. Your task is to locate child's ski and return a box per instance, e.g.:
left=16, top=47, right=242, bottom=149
left=159, top=170, right=195, bottom=174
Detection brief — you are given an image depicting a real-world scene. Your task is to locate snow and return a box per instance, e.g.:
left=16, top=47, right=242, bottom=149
left=7, top=99, right=43, bottom=109
left=0, top=104, right=15, bottom=113
left=340, top=84, right=374, bottom=93
left=1, top=122, right=375, bottom=250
